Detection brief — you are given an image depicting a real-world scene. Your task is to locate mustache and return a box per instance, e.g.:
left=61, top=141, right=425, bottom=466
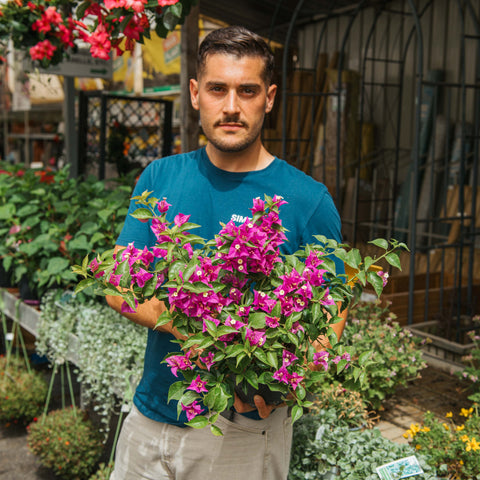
left=214, top=116, right=248, bottom=128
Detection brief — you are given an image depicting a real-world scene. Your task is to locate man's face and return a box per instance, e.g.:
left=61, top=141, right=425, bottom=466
left=190, top=53, right=276, bottom=154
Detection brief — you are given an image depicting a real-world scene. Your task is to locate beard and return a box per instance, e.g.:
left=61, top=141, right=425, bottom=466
left=202, top=115, right=264, bottom=153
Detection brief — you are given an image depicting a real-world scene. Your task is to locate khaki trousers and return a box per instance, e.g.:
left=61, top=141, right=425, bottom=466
left=110, top=404, right=292, bottom=480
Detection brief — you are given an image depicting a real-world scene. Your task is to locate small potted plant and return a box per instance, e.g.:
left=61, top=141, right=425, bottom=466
left=75, top=192, right=407, bottom=434
left=0, top=355, right=48, bottom=425
left=27, top=406, right=104, bottom=480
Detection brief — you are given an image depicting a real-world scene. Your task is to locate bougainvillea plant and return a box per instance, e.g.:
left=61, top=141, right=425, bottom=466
left=0, top=0, right=197, bottom=67
left=74, top=191, right=407, bottom=435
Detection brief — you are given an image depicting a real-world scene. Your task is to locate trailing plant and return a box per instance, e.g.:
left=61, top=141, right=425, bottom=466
left=0, top=354, right=48, bottom=425
left=289, top=408, right=438, bottom=480
left=36, top=290, right=146, bottom=432
left=313, top=300, right=427, bottom=409
left=75, top=192, right=407, bottom=434
left=404, top=406, right=480, bottom=479
left=89, top=462, right=115, bottom=480
left=27, top=407, right=104, bottom=480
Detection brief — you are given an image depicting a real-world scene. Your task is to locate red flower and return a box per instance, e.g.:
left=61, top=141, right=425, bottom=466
left=30, top=40, right=57, bottom=61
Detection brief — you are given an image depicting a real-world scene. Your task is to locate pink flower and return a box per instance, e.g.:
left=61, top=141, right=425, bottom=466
left=265, top=316, right=280, bottom=328
left=165, top=353, right=193, bottom=377
left=245, top=328, right=266, bottom=347
left=282, top=350, right=298, bottom=367
left=187, top=375, right=208, bottom=394
left=313, top=351, right=329, bottom=371
left=174, top=213, right=191, bottom=227
left=377, top=270, right=389, bottom=287
left=121, top=299, right=138, bottom=314
left=181, top=400, right=204, bottom=422
left=199, top=352, right=215, bottom=371
left=157, top=198, right=171, bottom=213
left=272, top=366, right=290, bottom=384
left=32, top=6, right=62, bottom=33
left=158, top=0, right=180, bottom=5
left=288, top=372, right=304, bottom=390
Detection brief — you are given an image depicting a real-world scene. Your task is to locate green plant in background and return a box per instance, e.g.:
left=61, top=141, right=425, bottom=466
left=314, top=301, right=427, bottom=409
left=88, top=462, right=114, bottom=480
left=403, top=406, right=480, bottom=479
left=456, top=314, right=480, bottom=404
left=0, top=162, right=133, bottom=300
left=288, top=407, right=438, bottom=480
left=27, top=407, right=104, bottom=480
left=0, top=355, right=48, bottom=425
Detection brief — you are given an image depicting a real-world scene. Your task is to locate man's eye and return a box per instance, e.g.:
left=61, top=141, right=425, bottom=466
left=209, top=86, right=224, bottom=93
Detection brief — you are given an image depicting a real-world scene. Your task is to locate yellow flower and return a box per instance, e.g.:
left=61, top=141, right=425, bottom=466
left=420, top=426, right=431, bottom=433
left=403, top=432, right=410, bottom=439
left=410, top=423, right=420, bottom=434
left=460, top=407, right=473, bottom=418
left=445, top=411, right=453, bottom=418
left=461, top=435, right=470, bottom=442
left=415, top=444, right=422, bottom=450
left=442, top=423, right=450, bottom=431
left=465, top=437, right=480, bottom=452
left=456, top=425, right=465, bottom=431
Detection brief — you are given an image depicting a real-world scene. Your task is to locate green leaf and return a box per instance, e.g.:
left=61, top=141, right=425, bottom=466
left=385, top=251, right=402, bottom=270
left=291, top=405, right=303, bottom=423
left=369, top=238, right=389, bottom=250
left=366, top=270, right=384, bottom=297
left=248, top=311, right=266, bottom=329
left=167, top=381, right=186, bottom=402
left=156, top=309, right=172, bottom=327
left=210, top=424, right=223, bottom=436
left=46, top=257, right=70, bottom=275
left=131, top=208, right=153, bottom=221
left=244, top=370, right=259, bottom=389
left=186, top=415, right=209, bottom=429
left=358, top=351, right=372, bottom=367
left=74, top=278, right=96, bottom=294
left=0, top=203, right=15, bottom=219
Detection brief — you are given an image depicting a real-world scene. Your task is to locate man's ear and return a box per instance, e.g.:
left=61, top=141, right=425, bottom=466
left=190, top=78, right=200, bottom=111
left=265, top=84, right=277, bottom=113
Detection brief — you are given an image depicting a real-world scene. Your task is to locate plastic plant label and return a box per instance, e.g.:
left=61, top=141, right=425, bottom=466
left=376, top=456, right=424, bottom=479
left=5, top=332, right=14, bottom=341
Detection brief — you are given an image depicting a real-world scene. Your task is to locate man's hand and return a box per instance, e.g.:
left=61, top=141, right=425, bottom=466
left=233, top=393, right=283, bottom=419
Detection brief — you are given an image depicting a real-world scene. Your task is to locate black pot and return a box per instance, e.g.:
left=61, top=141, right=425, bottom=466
left=0, top=264, right=12, bottom=288
left=234, top=382, right=284, bottom=408
left=19, top=276, right=39, bottom=303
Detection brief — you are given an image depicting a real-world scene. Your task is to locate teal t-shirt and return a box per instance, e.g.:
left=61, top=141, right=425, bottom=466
left=117, top=147, right=344, bottom=425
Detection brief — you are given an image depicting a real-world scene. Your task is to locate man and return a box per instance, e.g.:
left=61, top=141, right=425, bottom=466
left=107, top=25, right=346, bottom=480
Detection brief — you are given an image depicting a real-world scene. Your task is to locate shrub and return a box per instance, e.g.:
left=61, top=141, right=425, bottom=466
left=0, top=355, right=47, bottom=425
left=27, top=407, right=104, bottom=480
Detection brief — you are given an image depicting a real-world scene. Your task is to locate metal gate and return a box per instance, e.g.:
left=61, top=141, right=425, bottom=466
left=78, top=92, right=173, bottom=179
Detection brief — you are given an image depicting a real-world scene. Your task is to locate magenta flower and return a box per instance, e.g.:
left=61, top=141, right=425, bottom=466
left=313, top=351, right=329, bottom=371
left=187, top=375, right=208, bottom=394
left=174, top=213, right=190, bottom=227
left=273, top=366, right=290, bottom=384
left=288, top=372, right=304, bottom=390
left=121, top=299, right=138, bottom=314
left=245, top=328, right=266, bottom=347
left=157, top=198, right=171, bottom=213
left=265, top=316, right=280, bottom=328
left=108, top=273, right=122, bottom=287
left=253, top=290, right=277, bottom=313
left=250, top=197, right=265, bottom=214
left=165, top=353, right=193, bottom=377
left=199, top=351, right=215, bottom=371
left=282, top=349, right=298, bottom=367
left=377, top=270, right=389, bottom=287
left=132, top=268, right=154, bottom=288
left=181, top=400, right=204, bottom=421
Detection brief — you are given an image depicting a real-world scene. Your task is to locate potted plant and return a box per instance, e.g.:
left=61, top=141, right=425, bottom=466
left=403, top=406, right=480, bottom=479
left=314, top=300, right=428, bottom=409
left=0, top=354, right=48, bottom=425
left=75, top=192, right=407, bottom=434
left=27, top=406, right=104, bottom=480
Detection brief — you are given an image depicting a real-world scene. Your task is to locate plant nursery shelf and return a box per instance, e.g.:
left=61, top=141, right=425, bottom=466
left=0, top=288, right=79, bottom=365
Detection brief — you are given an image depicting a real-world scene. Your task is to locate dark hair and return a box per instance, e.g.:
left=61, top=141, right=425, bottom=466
left=197, top=26, right=275, bottom=85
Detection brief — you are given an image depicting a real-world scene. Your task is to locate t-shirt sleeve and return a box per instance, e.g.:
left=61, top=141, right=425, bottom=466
left=302, top=189, right=346, bottom=277
left=116, top=162, right=157, bottom=249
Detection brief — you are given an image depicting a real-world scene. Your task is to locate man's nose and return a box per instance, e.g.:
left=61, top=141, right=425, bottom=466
left=223, top=90, right=240, bottom=115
